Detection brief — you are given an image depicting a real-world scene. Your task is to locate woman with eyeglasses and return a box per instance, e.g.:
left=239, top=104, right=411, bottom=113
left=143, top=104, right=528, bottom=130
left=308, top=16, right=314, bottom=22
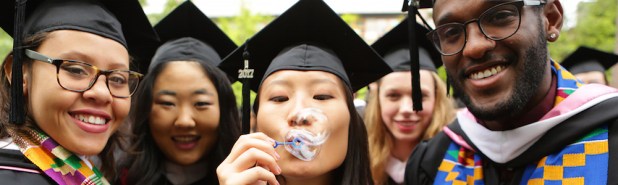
left=119, top=2, right=241, bottom=185
left=0, top=0, right=156, bottom=184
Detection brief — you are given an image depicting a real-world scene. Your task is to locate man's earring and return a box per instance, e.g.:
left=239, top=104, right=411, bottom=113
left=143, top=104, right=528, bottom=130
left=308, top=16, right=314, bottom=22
left=549, top=33, right=557, bottom=40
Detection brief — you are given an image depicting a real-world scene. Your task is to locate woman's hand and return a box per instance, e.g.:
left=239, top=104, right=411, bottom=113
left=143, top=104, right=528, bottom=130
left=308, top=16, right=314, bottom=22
left=217, top=133, right=282, bottom=185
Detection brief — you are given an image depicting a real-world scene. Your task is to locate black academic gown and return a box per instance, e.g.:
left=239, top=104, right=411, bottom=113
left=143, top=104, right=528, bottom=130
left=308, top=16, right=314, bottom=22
left=120, top=169, right=218, bottom=185
left=0, top=149, right=55, bottom=184
left=405, top=96, right=618, bottom=185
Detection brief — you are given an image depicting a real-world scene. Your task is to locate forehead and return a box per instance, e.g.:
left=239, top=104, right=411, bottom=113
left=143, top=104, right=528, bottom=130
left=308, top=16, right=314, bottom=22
left=155, top=62, right=215, bottom=88
left=433, top=0, right=511, bottom=25
left=263, top=70, right=343, bottom=86
left=379, top=70, right=435, bottom=91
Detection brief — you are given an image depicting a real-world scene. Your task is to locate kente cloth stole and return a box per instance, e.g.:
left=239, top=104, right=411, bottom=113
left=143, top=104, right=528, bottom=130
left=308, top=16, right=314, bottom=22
left=433, top=62, right=602, bottom=185
left=519, top=126, right=608, bottom=185
left=8, top=127, right=110, bottom=185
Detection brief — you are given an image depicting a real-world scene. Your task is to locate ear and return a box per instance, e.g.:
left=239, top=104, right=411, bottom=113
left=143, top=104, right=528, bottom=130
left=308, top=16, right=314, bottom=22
left=3, top=54, right=29, bottom=96
left=544, top=0, right=564, bottom=42
left=3, top=54, right=13, bottom=83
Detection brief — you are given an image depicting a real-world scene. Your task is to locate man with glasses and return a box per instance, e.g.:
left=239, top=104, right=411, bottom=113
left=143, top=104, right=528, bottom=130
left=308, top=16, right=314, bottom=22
left=405, top=0, right=618, bottom=184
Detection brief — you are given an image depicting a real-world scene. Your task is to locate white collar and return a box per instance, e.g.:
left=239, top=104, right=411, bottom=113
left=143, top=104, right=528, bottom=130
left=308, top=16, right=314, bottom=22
left=385, top=156, right=406, bottom=184
left=0, top=137, right=19, bottom=150
left=459, top=92, right=618, bottom=163
left=164, top=160, right=208, bottom=185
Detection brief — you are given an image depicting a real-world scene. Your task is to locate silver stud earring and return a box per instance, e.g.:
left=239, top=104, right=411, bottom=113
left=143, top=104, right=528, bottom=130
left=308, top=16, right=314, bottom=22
left=549, top=33, right=557, bottom=39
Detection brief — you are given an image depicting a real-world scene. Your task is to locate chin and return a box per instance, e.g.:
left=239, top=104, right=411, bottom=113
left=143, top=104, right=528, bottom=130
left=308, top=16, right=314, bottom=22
left=173, top=159, right=196, bottom=166
left=282, top=165, right=324, bottom=179
left=282, top=155, right=340, bottom=180
left=71, top=145, right=106, bottom=156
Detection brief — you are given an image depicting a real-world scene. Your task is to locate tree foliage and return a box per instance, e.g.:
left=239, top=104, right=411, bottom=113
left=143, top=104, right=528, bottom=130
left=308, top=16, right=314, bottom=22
left=549, top=0, right=616, bottom=62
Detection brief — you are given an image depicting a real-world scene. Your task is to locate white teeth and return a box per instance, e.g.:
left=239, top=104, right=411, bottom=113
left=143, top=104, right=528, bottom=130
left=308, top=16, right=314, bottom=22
left=470, top=65, right=505, bottom=80
left=174, top=136, right=199, bottom=142
left=74, top=114, right=107, bottom=125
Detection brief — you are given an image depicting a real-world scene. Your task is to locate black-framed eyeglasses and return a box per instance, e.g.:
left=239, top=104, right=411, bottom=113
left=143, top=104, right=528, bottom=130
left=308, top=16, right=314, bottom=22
left=427, top=0, right=546, bottom=56
left=25, top=49, right=143, bottom=98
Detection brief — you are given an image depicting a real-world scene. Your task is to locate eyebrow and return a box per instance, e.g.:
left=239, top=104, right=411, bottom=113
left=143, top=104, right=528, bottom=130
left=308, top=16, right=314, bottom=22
left=264, top=79, right=292, bottom=87
left=156, top=89, right=214, bottom=96
left=310, top=78, right=338, bottom=86
left=435, top=0, right=508, bottom=25
left=194, top=89, right=213, bottom=95
left=156, top=90, right=176, bottom=96
left=58, top=51, right=129, bottom=70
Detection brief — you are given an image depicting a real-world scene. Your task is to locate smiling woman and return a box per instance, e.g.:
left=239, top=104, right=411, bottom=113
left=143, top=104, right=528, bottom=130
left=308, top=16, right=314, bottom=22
left=0, top=0, right=157, bottom=184
left=366, top=18, right=455, bottom=185
left=120, top=1, right=241, bottom=185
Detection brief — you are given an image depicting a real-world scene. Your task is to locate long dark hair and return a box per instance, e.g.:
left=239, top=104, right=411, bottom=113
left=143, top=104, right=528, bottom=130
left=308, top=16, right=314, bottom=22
left=0, top=31, right=124, bottom=180
left=124, top=60, right=241, bottom=184
left=253, top=80, right=374, bottom=185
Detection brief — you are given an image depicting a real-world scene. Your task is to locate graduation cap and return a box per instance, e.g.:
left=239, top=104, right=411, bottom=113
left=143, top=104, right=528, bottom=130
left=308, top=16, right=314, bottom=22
left=0, top=0, right=158, bottom=125
left=145, top=0, right=237, bottom=74
left=561, top=46, right=618, bottom=75
left=219, top=0, right=392, bottom=134
left=372, top=17, right=442, bottom=72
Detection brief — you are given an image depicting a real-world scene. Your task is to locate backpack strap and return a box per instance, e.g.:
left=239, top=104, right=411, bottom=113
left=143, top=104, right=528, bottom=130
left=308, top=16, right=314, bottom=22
left=608, top=118, right=618, bottom=184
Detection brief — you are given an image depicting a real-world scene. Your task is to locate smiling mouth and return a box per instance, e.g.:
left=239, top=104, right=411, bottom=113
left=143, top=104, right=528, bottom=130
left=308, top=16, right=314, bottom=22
left=72, top=114, right=109, bottom=125
left=469, top=65, right=507, bottom=80
left=173, top=136, right=201, bottom=143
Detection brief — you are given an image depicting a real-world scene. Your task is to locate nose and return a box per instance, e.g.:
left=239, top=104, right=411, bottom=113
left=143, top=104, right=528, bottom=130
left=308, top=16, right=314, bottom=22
left=461, top=23, right=495, bottom=59
left=399, top=96, right=414, bottom=116
left=174, top=105, right=196, bottom=128
left=287, top=97, right=312, bottom=127
left=82, top=75, right=113, bottom=104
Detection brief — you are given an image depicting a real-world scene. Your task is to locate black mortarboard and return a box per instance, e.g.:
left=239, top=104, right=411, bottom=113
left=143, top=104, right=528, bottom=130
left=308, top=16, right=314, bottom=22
left=146, top=0, right=237, bottom=73
left=219, top=0, right=391, bottom=134
left=561, top=46, right=618, bottom=74
left=220, top=0, right=391, bottom=92
left=1, top=0, right=158, bottom=124
left=372, top=18, right=442, bottom=72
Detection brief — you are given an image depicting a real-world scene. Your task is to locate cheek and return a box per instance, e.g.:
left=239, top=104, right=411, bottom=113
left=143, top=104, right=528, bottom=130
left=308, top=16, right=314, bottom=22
left=111, top=98, right=130, bottom=129
left=442, top=56, right=460, bottom=74
left=255, top=105, right=285, bottom=139
left=420, top=98, right=436, bottom=124
left=195, top=108, right=221, bottom=133
left=379, top=100, right=398, bottom=125
left=28, top=70, right=75, bottom=122
left=148, top=106, right=176, bottom=135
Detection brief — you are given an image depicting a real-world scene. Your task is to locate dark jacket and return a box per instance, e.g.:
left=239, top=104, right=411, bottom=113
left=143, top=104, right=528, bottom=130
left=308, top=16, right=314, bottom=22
left=0, top=149, right=55, bottom=184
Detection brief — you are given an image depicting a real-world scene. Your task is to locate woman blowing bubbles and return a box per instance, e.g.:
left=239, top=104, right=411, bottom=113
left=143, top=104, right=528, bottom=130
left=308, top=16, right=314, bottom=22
left=216, top=0, right=391, bottom=184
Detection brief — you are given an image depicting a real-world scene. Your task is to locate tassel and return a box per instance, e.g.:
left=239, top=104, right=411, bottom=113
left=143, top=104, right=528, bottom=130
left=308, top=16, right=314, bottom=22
left=406, top=1, right=423, bottom=111
left=10, top=0, right=27, bottom=125
left=239, top=42, right=254, bottom=134
left=446, top=76, right=451, bottom=97
left=401, top=0, right=409, bottom=11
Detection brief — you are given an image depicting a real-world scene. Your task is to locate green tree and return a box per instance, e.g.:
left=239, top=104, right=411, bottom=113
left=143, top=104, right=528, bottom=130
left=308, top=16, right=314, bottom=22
left=215, top=6, right=274, bottom=107
left=0, top=30, right=11, bottom=61
left=549, top=0, right=616, bottom=62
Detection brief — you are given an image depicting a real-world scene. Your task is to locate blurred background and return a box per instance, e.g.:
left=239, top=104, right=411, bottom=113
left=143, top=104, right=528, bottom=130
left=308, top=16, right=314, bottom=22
left=1, top=0, right=614, bottom=103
